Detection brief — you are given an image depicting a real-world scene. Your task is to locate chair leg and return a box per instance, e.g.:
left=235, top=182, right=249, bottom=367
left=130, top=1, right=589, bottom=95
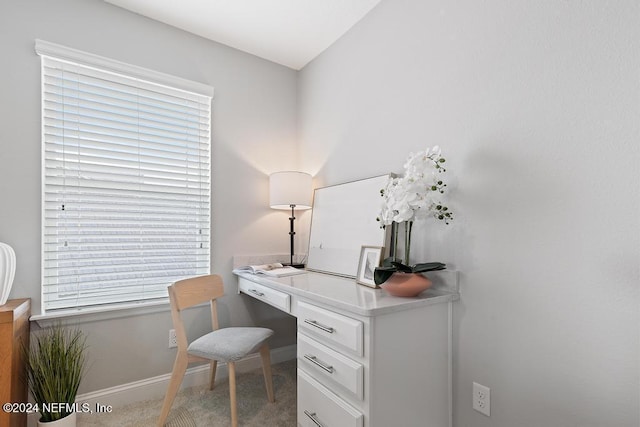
left=228, top=361, right=238, bottom=427
left=157, top=352, right=188, bottom=427
left=209, top=360, right=218, bottom=390
left=260, top=344, right=275, bottom=403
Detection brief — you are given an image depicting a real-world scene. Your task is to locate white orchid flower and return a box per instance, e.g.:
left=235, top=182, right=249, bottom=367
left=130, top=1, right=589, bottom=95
left=378, top=146, right=452, bottom=228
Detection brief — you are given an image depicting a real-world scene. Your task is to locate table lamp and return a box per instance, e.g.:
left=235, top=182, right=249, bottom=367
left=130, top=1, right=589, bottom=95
left=269, top=171, right=312, bottom=267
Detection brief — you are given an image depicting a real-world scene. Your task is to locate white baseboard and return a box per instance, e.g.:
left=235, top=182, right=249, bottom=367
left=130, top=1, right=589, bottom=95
left=27, top=344, right=296, bottom=426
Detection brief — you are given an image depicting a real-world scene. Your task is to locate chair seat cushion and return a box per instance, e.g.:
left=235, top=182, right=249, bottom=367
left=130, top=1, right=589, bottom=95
left=187, top=327, right=274, bottom=362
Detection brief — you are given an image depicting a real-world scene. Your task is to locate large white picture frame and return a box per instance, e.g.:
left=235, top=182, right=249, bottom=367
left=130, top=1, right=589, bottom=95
left=306, top=174, right=391, bottom=277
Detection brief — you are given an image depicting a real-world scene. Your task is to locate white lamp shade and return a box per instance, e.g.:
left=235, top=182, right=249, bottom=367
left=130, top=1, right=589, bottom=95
left=269, top=171, right=312, bottom=210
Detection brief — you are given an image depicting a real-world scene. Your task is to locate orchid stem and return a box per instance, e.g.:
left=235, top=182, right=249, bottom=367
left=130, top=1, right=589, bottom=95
left=392, top=222, right=399, bottom=262
left=404, top=221, right=413, bottom=265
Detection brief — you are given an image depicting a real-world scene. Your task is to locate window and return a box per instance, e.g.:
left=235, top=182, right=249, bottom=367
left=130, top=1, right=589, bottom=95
left=37, top=40, right=213, bottom=313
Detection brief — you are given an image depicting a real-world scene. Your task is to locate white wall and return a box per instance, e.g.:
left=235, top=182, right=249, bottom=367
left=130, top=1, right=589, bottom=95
left=2, top=1, right=638, bottom=423
left=0, top=0, right=298, bottom=393
left=298, top=1, right=639, bottom=426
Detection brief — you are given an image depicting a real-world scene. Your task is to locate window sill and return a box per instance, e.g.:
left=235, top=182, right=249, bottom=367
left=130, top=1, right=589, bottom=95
left=30, top=299, right=171, bottom=327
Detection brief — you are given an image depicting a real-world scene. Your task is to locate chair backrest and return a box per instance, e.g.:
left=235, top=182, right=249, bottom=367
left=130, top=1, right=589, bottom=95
left=168, top=274, right=225, bottom=350
left=169, top=274, right=225, bottom=310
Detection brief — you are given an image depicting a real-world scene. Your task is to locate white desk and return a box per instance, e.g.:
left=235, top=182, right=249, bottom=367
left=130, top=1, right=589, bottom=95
left=235, top=270, right=459, bottom=427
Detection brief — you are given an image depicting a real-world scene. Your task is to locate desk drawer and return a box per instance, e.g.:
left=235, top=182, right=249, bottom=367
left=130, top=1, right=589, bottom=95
left=238, top=278, right=290, bottom=313
left=298, top=301, right=363, bottom=357
left=298, top=369, right=363, bottom=427
left=298, top=333, right=364, bottom=400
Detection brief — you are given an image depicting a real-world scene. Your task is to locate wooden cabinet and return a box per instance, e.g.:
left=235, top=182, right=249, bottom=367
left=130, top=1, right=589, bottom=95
left=0, top=299, right=31, bottom=427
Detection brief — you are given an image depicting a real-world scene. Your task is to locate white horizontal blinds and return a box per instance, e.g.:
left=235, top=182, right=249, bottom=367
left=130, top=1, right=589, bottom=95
left=41, top=53, right=211, bottom=311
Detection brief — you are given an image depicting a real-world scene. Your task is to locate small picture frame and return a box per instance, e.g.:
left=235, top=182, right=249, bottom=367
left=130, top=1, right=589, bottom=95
left=356, top=245, right=383, bottom=288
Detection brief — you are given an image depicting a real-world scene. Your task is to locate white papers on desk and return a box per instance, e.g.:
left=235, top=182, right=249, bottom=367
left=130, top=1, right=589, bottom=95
left=233, top=262, right=306, bottom=277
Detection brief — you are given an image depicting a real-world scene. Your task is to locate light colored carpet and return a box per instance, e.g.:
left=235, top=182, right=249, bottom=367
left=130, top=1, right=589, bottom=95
left=77, top=360, right=297, bottom=426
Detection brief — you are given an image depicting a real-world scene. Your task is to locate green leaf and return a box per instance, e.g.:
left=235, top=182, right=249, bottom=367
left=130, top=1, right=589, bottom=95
left=374, top=267, right=396, bottom=285
left=373, top=261, right=447, bottom=285
left=411, top=262, right=446, bottom=273
left=390, top=261, right=413, bottom=273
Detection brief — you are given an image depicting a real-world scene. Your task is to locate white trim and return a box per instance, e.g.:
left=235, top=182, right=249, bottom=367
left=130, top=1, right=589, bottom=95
left=448, top=301, right=453, bottom=427
left=34, top=39, right=214, bottom=98
left=30, top=299, right=171, bottom=327
left=37, top=45, right=212, bottom=313
left=39, top=49, right=46, bottom=321
left=27, top=344, right=296, bottom=427
left=31, top=300, right=213, bottom=327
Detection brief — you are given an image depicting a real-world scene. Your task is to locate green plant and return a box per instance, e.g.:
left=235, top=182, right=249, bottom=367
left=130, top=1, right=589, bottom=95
left=26, top=325, right=87, bottom=422
left=374, top=260, right=446, bottom=285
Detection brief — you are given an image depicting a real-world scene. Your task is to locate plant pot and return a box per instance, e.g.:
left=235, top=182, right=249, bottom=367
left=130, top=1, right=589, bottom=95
left=38, top=411, right=76, bottom=427
left=381, top=272, right=432, bottom=297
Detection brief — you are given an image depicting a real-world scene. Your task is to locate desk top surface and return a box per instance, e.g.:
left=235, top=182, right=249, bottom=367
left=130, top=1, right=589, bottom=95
left=234, top=270, right=459, bottom=317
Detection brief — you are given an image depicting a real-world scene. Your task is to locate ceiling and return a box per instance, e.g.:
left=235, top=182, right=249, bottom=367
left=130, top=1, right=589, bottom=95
left=104, top=0, right=382, bottom=70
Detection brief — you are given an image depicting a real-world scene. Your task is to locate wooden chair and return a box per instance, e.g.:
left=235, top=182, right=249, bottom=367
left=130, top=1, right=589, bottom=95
left=157, top=274, right=275, bottom=427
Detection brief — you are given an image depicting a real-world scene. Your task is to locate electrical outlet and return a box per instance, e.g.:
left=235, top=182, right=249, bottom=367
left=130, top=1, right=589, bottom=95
left=168, top=329, right=177, bottom=348
left=473, top=382, right=491, bottom=416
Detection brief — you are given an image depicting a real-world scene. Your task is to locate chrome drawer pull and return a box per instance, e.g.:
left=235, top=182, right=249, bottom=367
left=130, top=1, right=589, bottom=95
left=303, top=354, right=334, bottom=373
left=304, top=319, right=334, bottom=333
left=249, top=289, right=265, bottom=297
left=304, top=410, right=323, bottom=427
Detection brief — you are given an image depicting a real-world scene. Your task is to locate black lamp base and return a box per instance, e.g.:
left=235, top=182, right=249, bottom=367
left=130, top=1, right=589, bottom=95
left=283, top=263, right=305, bottom=269
left=286, top=205, right=305, bottom=268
